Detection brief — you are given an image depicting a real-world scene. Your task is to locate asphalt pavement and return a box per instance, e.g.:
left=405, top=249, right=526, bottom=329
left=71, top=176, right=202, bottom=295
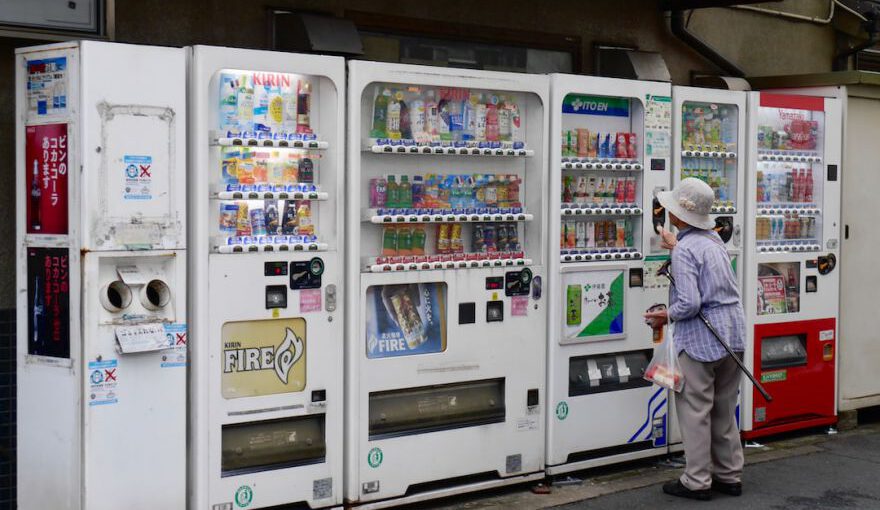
left=419, top=418, right=880, bottom=510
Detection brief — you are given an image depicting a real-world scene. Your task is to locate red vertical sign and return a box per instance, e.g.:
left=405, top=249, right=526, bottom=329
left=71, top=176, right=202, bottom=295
left=25, top=123, right=68, bottom=235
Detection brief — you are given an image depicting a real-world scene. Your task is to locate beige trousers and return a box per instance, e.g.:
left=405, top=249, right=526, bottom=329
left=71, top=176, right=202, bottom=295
left=675, top=352, right=744, bottom=490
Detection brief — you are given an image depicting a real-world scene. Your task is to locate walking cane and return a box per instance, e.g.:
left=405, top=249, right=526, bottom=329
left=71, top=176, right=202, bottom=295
left=657, top=259, right=773, bottom=402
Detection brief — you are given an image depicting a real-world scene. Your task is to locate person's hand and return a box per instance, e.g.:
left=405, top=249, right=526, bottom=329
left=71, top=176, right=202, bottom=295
left=660, top=227, right=677, bottom=250
left=644, top=309, right=669, bottom=327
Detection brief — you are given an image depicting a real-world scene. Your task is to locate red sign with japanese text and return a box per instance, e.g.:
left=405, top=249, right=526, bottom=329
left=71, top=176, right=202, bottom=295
left=25, top=123, right=68, bottom=234
left=27, top=247, right=71, bottom=359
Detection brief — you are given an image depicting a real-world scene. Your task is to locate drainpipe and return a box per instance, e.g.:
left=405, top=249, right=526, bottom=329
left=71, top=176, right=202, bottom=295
left=670, top=10, right=745, bottom=77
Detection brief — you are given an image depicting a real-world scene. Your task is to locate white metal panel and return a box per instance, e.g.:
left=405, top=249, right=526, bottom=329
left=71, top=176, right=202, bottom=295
left=546, top=74, right=672, bottom=470
left=81, top=251, right=186, bottom=510
left=16, top=41, right=82, bottom=510
left=188, top=45, right=346, bottom=510
left=345, top=60, right=549, bottom=505
left=79, top=41, right=186, bottom=251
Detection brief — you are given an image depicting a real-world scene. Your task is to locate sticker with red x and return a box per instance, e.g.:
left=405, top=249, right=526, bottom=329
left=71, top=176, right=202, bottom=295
left=104, top=369, right=117, bottom=382
left=139, top=165, right=151, bottom=178
left=175, top=332, right=187, bottom=345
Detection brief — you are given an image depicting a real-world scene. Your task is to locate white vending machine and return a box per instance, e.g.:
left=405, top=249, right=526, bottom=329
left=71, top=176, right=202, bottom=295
left=16, top=41, right=187, bottom=509
left=546, top=74, right=673, bottom=475
left=345, top=61, right=548, bottom=507
left=188, top=46, right=345, bottom=509
left=668, top=86, right=747, bottom=449
left=741, top=92, right=841, bottom=439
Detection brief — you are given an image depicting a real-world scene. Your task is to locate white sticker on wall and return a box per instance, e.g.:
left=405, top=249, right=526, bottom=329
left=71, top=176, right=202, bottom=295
left=88, top=359, right=118, bottom=406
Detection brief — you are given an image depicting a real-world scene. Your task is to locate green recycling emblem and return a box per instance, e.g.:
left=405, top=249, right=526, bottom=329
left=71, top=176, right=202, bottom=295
left=556, top=401, right=569, bottom=420
left=235, top=485, right=253, bottom=508
left=367, top=447, right=384, bottom=468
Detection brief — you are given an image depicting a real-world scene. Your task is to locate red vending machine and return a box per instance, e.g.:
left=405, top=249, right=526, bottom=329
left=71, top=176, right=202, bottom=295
left=743, top=92, right=842, bottom=438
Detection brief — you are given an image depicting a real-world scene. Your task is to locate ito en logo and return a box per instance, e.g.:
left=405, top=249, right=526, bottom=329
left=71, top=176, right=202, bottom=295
left=223, top=327, right=304, bottom=384
left=367, top=447, right=383, bottom=468
left=234, top=485, right=253, bottom=508
left=556, top=401, right=569, bottom=421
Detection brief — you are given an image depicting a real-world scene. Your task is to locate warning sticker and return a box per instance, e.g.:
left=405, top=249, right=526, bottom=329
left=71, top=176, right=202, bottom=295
left=123, top=155, right=153, bottom=201
left=88, top=359, right=119, bottom=406
left=161, top=323, right=188, bottom=368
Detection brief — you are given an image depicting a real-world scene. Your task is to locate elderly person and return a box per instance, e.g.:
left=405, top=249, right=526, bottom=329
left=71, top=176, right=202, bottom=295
left=644, top=178, right=746, bottom=501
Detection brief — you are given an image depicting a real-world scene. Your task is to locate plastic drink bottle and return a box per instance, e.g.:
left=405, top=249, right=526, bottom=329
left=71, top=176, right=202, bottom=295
left=296, top=80, right=312, bottom=134
left=387, top=92, right=401, bottom=140
left=485, top=98, right=500, bottom=142
left=386, top=175, right=399, bottom=209
left=399, top=175, right=413, bottom=208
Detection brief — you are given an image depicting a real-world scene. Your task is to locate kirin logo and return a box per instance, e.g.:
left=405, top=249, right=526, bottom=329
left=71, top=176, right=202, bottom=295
left=224, top=327, right=304, bottom=384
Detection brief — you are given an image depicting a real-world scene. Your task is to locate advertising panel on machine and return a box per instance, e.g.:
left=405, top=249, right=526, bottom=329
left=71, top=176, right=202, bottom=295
left=561, top=269, right=625, bottom=342
left=222, top=318, right=307, bottom=399
left=365, top=283, right=447, bottom=359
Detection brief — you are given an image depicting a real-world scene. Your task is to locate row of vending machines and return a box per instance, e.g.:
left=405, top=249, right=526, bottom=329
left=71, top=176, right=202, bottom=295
left=15, top=41, right=841, bottom=510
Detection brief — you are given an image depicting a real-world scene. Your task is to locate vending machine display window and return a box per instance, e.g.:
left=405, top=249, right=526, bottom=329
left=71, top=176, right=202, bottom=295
left=757, top=262, right=800, bottom=315
left=212, top=69, right=329, bottom=254
left=754, top=103, right=825, bottom=251
left=559, top=94, right=645, bottom=260
left=368, top=378, right=506, bottom=440
left=760, top=334, right=808, bottom=370
left=360, top=83, right=536, bottom=272
left=221, top=414, right=327, bottom=476
left=568, top=350, right=652, bottom=397
left=680, top=101, right=738, bottom=212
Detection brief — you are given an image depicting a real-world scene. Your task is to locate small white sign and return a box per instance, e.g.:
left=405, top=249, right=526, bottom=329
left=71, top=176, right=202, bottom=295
left=116, top=265, right=148, bottom=285
left=819, top=329, right=835, bottom=341
left=116, top=323, right=171, bottom=353
left=516, top=417, right=539, bottom=432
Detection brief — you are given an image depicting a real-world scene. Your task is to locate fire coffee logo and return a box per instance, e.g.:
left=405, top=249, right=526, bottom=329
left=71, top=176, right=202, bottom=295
left=223, top=327, right=304, bottom=384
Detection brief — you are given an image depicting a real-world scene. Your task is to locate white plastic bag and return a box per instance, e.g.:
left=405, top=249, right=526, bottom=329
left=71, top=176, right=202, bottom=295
left=644, top=331, right=684, bottom=392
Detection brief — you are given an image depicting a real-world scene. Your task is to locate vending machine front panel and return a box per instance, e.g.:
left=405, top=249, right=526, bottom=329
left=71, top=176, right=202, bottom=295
left=346, top=61, right=549, bottom=505
left=189, top=46, right=345, bottom=510
left=747, top=318, right=836, bottom=438
left=547, top=74, right=672, bottom=476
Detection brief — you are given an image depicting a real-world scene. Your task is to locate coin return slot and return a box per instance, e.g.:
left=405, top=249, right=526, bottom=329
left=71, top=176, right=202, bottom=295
left=459, top=302, right=476, bottom=324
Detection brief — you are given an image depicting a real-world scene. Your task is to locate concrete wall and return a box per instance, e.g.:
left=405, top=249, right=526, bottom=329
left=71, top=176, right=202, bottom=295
left=0, top=0, right=839, bottom=307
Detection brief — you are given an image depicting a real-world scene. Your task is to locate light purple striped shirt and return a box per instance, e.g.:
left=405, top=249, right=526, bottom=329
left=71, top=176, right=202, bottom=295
left=668, top=227, right=745, bottom=362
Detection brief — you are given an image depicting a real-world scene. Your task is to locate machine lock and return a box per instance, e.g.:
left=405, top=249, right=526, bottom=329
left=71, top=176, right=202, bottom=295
left=325, top=284, right=337, bottom=312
